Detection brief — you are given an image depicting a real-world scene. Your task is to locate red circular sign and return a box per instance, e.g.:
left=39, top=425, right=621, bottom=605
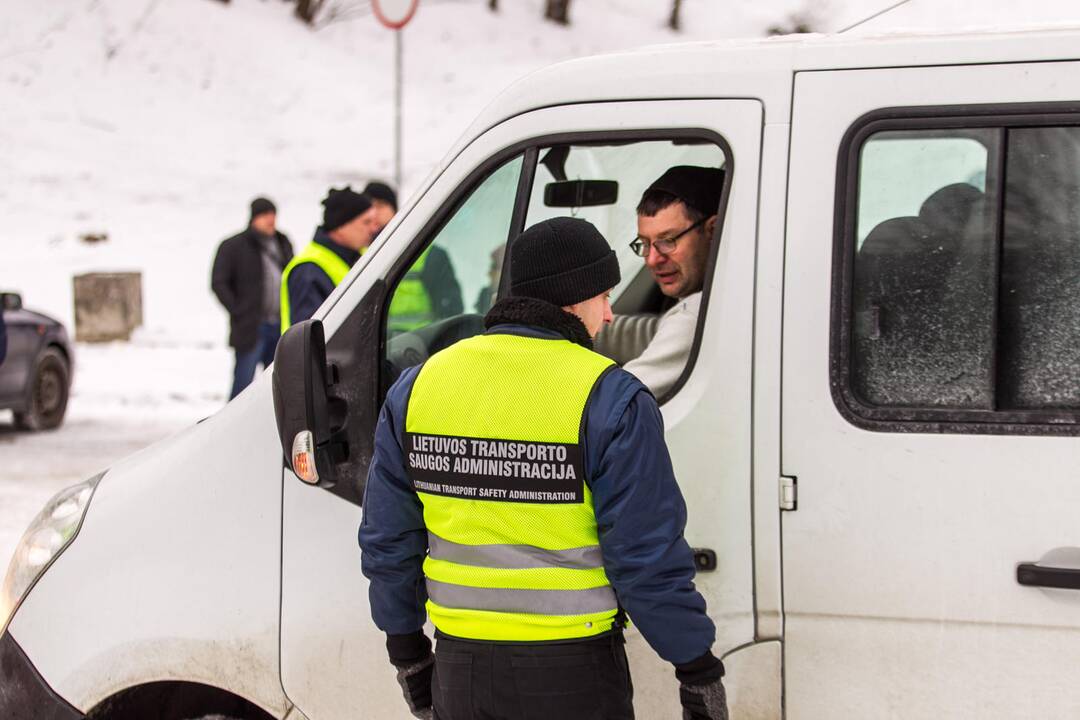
left=372, top=0, right=419, bottom=29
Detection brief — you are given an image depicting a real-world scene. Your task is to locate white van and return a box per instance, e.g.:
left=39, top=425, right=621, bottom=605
left=4, top=24, right=1080, bottom=720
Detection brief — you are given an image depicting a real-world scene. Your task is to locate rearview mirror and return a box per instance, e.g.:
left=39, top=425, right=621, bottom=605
left=1, top=293, right=23, bottom=311
left=272, top=320, right=348, bottom=488
left=544, top=180, right=619, bottom=208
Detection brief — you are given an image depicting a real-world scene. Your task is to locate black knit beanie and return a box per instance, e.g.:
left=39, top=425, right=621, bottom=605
left=321, top=186, right=372, bottom=232
left=250, top=197, right=276, bottom=221
left=363, top=181, right=398, bottom=211
left=509, top=217, right=620, bottom=307
left=643, top=166, right=725, bottom=218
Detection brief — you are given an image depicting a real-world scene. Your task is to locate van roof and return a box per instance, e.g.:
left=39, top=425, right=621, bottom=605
left=457, top=25, right=1080, bottom=139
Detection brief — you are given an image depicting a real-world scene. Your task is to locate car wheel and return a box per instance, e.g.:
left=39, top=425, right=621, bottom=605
left=14, top=347, right=69, bottom=431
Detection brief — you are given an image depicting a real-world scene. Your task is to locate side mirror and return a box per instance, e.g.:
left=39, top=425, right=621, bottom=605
left=544, top=180, right=619, bottom=208
left=1, top=293, right=23, bottom=311
left=272, top=320, right=348, bottom=487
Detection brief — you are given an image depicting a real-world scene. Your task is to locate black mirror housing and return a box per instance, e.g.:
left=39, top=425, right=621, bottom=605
left=543, top=180, right=619, bottom=208
left=272, top=320, right=347, bottom=488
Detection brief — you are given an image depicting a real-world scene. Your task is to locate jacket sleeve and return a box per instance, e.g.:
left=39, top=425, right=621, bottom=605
left=210, top=240, right=237, bottom=313
left=421, top=246, right=464, bottom=319
left=585, top=370, right=715, bottom=665
left=286, top=263, right=335, bottom=325
left=359, top=366, right=429, bottom=635
left=279, top=233, right=294, bottom=264
left=621, top=304, right=696, bottom=398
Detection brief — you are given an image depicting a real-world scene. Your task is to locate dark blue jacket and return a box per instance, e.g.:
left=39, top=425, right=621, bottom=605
left=286, top=229, right=360, bottom=326
left=359, top=324, right=715, bottom=665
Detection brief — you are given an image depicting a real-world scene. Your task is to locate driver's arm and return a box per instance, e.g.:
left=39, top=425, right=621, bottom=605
left=622, top=297, right=699, bottom=398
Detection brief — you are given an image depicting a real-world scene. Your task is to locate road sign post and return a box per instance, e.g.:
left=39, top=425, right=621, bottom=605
left=372, top=0, right=419, bottom=190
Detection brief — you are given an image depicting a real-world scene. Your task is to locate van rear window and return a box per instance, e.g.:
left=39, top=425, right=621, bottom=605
left=835, top=114, right=1080, bottom=432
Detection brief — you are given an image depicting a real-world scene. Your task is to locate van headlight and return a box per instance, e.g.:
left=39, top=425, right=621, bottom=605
left=0, top=471, right=104, bottom=631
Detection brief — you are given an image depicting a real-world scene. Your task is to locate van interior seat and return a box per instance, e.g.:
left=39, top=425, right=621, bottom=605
left=853, top=183, right=992, bottom=406
left=594, top=313, right=661, bottom=366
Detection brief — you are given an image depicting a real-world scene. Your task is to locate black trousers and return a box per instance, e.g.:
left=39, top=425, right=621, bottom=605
left=432, top=631, right=635, bottom=720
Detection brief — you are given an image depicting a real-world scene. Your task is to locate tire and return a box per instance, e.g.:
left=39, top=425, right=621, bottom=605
left=14, top=347, right=70, bottom=431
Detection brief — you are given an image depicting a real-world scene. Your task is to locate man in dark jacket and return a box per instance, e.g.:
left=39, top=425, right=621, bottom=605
left=280, top=186, right=379, bottom=329
left=359, top=217, right=727, bottom=720
left=211, top=197, right=293, bottom=399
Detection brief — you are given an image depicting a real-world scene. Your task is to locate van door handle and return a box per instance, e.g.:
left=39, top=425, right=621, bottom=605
left=1016, top=563, right=1080, bottom=590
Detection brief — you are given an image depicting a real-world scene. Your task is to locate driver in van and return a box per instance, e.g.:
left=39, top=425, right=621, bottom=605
left=623, top=166, right=724, bottom=397
left=360, top=217, right=727, bottom=720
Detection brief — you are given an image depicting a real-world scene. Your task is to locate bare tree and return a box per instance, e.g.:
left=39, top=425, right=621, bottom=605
left=767, top=12, right=816, bottom=35
left=544, top=0, right=571, bottom=25
left=295, top=0, right=326, bottom=24
left=669, top=0, right=682, bottom=31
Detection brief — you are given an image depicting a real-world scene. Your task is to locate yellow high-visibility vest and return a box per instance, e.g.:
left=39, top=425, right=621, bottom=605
left=279, top=241, right=351, bottom=330
left=405, top=332, right=618, bottom=642
left=387, top=247, right=435, bottom=334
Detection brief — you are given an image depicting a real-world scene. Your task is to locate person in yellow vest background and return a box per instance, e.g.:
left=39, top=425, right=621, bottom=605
left=280, top=186, right=379, bottom=328
left=359, top=217, right=727, bottom=720
left=361, top=180, right=465, bottom=335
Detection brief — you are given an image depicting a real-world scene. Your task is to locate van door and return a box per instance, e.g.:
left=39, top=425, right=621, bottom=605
left=783, top=62, right=1080, bottom=718
left=279, top=98, right=767, bottom=719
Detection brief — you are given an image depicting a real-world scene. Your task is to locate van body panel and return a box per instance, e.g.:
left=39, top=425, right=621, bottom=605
left=751, top=121, right=792, bottom=641
left=782, top=60, right=1080, bottom=718
left=725, top=640, right=783, bottom=720
left=456, top=26, right=1080, bottom=163
left=281, top=97, right=768, bottom=718
left=8, top=384, right=289, bottom=717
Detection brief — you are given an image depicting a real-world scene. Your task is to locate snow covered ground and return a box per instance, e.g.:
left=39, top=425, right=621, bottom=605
left=4, top=0, right=1080, bottom=570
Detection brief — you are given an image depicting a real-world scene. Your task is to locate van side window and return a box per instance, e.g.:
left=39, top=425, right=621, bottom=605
left=852, top=129, right=998, bottom=409
left=383, top=156, right=522, bottom=378
left=1000, top=127, right=1080, bottom=409
left=839, top=119, right=1080, bottom=431
left=382, top=136, right=729, bottom=402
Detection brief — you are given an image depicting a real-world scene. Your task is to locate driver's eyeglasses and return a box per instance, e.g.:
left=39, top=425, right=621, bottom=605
left=629, top=217, right=707, bottom=258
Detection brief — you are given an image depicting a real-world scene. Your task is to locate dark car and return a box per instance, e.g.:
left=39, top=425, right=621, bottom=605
left=0, top=292, right=73, bottom=430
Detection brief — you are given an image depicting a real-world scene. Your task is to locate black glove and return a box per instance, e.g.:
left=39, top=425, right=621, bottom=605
left=675, top=651, right=728, bottom=720
left=387, top=631, right=435, bottom=720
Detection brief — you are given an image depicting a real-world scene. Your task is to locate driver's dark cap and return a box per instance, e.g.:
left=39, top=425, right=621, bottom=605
left=510, top=217, right=620, bottom=307
left=641, top=165, right=724, bottom=218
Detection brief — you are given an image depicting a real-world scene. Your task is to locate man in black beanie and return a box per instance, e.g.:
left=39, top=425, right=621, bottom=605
left=211, top=196, right=293, bottom=399
left=280, top=186, right=379, bottom=328
left=624, top=165, right=725, bottom=398
left=360, top=217, right=727, bottom=720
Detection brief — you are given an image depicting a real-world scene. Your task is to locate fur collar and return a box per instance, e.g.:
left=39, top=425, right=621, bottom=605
left=484, top=297, right=593, bottom=349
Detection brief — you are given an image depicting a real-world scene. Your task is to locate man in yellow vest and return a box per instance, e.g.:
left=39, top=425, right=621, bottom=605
left=360, top=217, right=727, bottom=720
left=280, top=186, right=378, bottom=328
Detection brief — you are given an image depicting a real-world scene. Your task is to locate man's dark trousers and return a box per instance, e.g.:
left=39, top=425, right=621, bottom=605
left=432, top=632, right=634, bottom=720
left=229, top=321, right=279, bottom=399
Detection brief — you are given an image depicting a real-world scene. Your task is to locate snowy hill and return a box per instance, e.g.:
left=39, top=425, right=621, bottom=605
left=1, top=0, right=812, bottom=347
left=9, top=0, right=1079, bottom=349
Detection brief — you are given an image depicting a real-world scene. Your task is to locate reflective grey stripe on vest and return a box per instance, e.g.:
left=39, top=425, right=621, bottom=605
left=426, top=579, right=617, bottom=616
left=428, top=533, right=604, bottom=571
